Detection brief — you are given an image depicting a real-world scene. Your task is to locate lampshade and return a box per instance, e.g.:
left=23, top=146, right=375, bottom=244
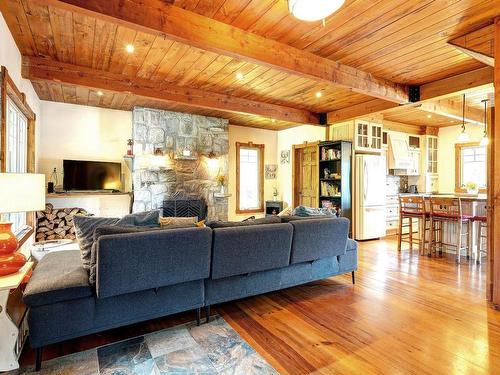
left=0, top=173, right=45, bottom=214
left=288, top=0, right=345, bottom=21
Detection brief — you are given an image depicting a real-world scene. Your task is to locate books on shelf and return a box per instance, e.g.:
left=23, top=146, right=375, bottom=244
left=321, top=147, right=341, bottom=161
left=320, top=181, right=341, bottom=197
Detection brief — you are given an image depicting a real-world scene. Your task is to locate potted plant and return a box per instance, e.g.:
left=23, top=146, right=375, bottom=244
left=465, top=181, right=479, bottom=195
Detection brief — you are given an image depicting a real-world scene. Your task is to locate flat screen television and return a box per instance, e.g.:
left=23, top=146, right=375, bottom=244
left=63, top=160, right=122, bottom=192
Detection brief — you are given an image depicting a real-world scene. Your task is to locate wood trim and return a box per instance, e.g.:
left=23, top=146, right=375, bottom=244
left=22, top=56, right=320, bottom=125
left=454, top=142, right=487, bottom=193
left=0, top=67, right=6, bottom=172
left=488, top=106, right=495, bottom=302
left=492, top=17, right=500, bottom=306
left=381, top=119, right=426, bottom=135
left=37, top=0, right=409, bottom=103
left=235, top=142, right=265, bottom=215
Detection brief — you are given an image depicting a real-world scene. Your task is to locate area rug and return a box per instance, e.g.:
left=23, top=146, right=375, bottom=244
left=10, top=316, right=278, bottom=375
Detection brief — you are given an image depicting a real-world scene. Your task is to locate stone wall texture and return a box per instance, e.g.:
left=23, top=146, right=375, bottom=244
left=132, top=107, right=229, bottom=221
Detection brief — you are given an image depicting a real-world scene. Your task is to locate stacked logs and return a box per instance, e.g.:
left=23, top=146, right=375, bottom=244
left=35, top=204, right=88, bottom=242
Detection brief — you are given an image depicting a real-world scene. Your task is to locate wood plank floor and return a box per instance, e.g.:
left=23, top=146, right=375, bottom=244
left=20, top=237, right=500, bottom=374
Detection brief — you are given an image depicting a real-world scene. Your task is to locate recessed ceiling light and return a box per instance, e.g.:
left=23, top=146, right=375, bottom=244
left=97, top=91, right=104, bottom=96
left=315, top=91, right=322, bottom=98
left=125, top=44, right=135, bottom=53
left=235, top=72, right=244, bottom=80
left=271, top=119, right=277, bottom=123
left=427, top=114, right=432, bottom=119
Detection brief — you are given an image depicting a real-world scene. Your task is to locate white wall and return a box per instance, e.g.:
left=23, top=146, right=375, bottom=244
left=38, top=101, right=133, bottom=191
left=276, top=125, right=326, bottom=208
left=227, top=125, right=278, bottom=221
left=0, top=13, right=41, bottom=168
left=437, top=125, right=485, bottom=193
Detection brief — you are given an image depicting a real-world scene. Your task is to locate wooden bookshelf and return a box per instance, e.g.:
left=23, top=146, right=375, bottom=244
left=318, top=141, right=352, bottom=227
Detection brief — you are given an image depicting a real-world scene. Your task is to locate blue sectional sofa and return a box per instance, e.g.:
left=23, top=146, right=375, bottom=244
left=23, top=217, right=357, bottom=371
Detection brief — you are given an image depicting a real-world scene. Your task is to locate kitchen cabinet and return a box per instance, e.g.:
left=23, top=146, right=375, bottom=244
left=330, top=120, right=383, bottom=152
left=408, top=150, right=420, bottom=176
left=419, top=135, right=439, bottom=193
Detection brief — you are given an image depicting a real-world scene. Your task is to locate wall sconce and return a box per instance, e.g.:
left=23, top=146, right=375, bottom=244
left=206, top=151, right=219, bottom=171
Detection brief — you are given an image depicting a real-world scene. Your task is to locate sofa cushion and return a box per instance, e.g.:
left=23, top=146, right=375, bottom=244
left=23, top=250, right=92, bottom=307
left=211, top=223, right=293, bottom=279
left=290, top=217, right=350, bottom=264
left=207, top=216, right=281, bottom=229
left=96, top=227, right=212, bottom=298
left=116, top=209, right=160, bottom=227
left=89, top=225, right=163, bottom=286
left=73, top=215, right=119, bottom=269
left=292, top=206, right=336, bottom=217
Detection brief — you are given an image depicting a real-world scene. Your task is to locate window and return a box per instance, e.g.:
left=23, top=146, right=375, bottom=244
left=236, top=142, right=264, bottom=213
left=4, top=97, right=28, bottom=233
left=455, top=143, right=487, bottom=192
left=0, top=66, right=36, bottom=239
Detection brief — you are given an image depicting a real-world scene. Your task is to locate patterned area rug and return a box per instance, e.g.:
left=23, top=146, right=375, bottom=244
left=11, top=316, right=278, bottom=375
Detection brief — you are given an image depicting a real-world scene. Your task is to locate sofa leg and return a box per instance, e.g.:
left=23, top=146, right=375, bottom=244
left=35, top=347, right=43, bottom=371
left=351, top=271, right=355, bottom=285
left=205, top=305, right=211, bottom=323
left=196, top=307, right=201, bottom=326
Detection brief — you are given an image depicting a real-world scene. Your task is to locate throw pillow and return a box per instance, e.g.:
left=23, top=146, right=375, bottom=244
left=73, top=215, right=119, bottom=269
left=207, top=216, right=281, bottom=229
left=280, top=215, right=335, bottom=223
left=159, top=216, right=198, bottom=228
left=277, top=206, right=293, bottom=217
left=116, top=209, right=160, bottom=227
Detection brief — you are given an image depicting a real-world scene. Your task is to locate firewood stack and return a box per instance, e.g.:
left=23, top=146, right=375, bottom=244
left=35, top=203, right=89, bottom=242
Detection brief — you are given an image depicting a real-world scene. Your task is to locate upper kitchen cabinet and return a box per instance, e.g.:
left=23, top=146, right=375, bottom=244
left=426, top=136, right=438, bottom=174
left=330, top=120, right=383, bottom=153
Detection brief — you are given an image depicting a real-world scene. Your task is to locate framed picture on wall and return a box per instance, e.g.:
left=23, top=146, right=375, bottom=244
left=265, top=164, right=277, bottom=179
left=280, top=150, right=290, bottom=164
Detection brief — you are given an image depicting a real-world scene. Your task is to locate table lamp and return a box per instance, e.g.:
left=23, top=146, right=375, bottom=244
left=0, top=173, right=45, bottom=276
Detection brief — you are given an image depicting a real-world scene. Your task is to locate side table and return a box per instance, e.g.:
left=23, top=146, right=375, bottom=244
left=0, top=261, right=34, bottom=371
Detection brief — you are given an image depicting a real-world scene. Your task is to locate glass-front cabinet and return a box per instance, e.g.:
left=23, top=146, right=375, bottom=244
left=329, top=120, right=383, bottom=153
left=427, top=136, right=438, bottom=174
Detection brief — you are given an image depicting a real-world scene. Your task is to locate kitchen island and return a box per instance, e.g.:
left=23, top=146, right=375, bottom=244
left=399, top=193, right=487, bottom=257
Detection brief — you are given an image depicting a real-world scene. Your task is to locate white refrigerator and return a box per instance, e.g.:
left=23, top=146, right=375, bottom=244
left=354, top=154, right=387, bottom=240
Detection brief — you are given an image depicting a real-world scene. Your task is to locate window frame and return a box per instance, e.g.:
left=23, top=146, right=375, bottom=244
left=0, top=66, right=36, bottom=245
left=455, top=141, right=487, bottom=193
left=236, top=141, right=264, bottom=214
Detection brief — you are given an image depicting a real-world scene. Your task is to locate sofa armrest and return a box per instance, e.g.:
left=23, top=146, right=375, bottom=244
left=96, top=227, right=212, bottom=299
left=23, top=250, right=92, bottom=307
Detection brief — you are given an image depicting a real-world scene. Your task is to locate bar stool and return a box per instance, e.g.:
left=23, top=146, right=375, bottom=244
left=473, top=201, right=487, bottom=264
left=398, top=196, right=429, bottom=255
left=429, top=197, right=472, bottom=263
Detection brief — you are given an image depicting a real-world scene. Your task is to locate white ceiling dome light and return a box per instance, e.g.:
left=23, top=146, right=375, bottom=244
left=288, top=0, right=345, bottom=22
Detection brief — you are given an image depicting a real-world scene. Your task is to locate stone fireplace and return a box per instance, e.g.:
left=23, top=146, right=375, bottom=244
left=132, top=107, right=229, bottom=221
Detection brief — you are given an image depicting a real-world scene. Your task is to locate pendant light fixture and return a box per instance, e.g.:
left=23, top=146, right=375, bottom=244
left=457, top=94, right=469, bottom=142
left=288, top=0, right=345, bottom=22
left=480, top=99, right=489, bottom=146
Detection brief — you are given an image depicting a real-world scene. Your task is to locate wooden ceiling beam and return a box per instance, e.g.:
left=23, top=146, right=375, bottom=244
left=22, top=56, right=320, bottom=125
left=34, top=0, right=409, bottom=104
left=417, top=99, right=485, bottom=125
left=448, top=43, right=494, bottom=67
left=326, top=66, right=494, bottom=123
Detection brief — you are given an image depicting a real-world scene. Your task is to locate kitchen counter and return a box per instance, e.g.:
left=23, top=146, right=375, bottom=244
left=398, top=193, right=487, bottom=201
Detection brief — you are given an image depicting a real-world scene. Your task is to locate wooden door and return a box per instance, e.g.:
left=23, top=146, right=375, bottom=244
left=293, top=144, right=319, bottom=207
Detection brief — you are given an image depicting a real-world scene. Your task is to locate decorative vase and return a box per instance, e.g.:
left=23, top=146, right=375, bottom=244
left=220, top=185, right=225, bottom=194
left=0, top=222, right=26, bottom=276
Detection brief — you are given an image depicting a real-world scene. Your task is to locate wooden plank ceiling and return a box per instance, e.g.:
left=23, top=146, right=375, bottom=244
left=1, top=0, right=499, bottom=130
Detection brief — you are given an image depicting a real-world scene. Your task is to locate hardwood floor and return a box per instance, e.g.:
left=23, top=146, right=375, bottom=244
left=20, top=237, right=500, bottom=374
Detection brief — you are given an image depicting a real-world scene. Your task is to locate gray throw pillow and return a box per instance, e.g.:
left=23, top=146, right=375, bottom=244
left=115, top=210, right=160, bottom=227
left=207, top=216, right=281, bottom=229
left=280, top=215, right=335, bottom=223
left=73, top=215, right=119, bottom=269
left=89, top=225, right=161, bottom=286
